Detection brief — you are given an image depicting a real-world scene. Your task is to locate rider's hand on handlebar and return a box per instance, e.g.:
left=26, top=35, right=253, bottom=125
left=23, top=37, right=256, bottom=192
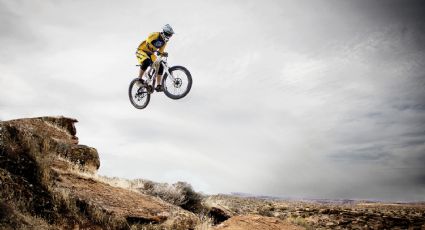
left=160, top=52, right=168, bottom=57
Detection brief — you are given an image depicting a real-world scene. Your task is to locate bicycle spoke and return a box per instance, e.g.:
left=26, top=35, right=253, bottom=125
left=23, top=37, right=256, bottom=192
left=167, top=70, right=186, bottom=96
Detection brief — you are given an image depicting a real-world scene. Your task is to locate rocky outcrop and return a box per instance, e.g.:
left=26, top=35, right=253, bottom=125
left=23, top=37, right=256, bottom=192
left=0, top=116, right=199, bottom=229
left=202, top=196, right=234, bottom=225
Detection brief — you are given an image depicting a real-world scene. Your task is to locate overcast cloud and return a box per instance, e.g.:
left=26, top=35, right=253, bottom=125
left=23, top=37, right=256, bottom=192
left=1, top=0, right=424, bottom=201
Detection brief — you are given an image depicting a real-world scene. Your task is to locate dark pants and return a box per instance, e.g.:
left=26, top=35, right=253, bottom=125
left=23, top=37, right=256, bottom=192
left=140, top=58, right=164, bottom=75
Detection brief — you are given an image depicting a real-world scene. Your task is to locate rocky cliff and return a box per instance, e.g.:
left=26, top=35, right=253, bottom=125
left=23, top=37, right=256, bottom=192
left=0, top=116, right=198, bottom=229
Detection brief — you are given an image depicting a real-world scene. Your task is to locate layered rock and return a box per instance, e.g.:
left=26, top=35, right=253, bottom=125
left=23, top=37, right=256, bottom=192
left=0, top=116, right=198, bottom=229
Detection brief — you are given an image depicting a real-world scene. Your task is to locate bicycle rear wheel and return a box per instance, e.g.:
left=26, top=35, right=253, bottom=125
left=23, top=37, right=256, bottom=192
left=129, top=78, right=150, bottom=109
left=162, top=66, right=192, bottom=100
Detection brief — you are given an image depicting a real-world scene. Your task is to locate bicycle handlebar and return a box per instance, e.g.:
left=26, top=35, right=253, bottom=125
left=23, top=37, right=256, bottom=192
left=156, top=51, right=168, bottom=57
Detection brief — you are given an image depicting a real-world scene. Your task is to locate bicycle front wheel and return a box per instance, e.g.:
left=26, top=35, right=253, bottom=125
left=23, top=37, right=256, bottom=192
left=128, top=78, right=150, bottom=109
left=162, top=66, right=192, bottom=100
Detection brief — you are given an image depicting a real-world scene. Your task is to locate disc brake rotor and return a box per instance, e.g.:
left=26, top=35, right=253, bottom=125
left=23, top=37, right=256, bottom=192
left=173, top=78, right=182, bottom=88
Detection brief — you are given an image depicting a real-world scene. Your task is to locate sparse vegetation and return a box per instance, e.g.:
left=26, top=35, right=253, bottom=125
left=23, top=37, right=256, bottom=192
left=206, top=194, right=425, bottom=229
left=98, top=177, right=204, bottom=214
left=287, top=216, right=314, bottom=229
left=195, top=213, right=213, bottom=230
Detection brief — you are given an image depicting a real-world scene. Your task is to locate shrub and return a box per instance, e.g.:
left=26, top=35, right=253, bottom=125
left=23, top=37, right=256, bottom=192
left=132, top=180, right=204, bottom=213
left=174, top=182, right=203, bottom=213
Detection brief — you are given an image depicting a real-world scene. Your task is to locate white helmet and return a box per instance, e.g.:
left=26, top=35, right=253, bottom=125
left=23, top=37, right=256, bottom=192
left=161, top=24, right=174, bottom=41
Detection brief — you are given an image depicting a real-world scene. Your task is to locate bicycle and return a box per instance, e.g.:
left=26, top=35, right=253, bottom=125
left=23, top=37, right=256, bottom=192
left=128, top=54, right=192, bottom=109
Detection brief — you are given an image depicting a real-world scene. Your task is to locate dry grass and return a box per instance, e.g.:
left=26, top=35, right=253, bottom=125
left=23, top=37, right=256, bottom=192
left=0, top=201, right=52, bottom=230
left=195, top=213, right=214, bottom=230
left=76, top=172, right=204, bottom=214
left=286, top=216, right=314, bottom=229
left=49, top=157, right=204, bottom=229
left=51, top=187, right=128, bottom=229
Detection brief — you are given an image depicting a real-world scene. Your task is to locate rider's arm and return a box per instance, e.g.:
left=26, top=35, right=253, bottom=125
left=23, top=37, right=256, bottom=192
left=158, top=43, right=167, bottom=56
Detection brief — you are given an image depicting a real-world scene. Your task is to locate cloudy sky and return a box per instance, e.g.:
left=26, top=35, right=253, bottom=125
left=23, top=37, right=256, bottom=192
left=1, top=0, right=424, bottom=201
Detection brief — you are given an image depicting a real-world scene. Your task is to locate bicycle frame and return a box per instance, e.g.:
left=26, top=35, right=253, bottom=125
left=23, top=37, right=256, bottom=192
left=144, top=56, right=173, bottom=86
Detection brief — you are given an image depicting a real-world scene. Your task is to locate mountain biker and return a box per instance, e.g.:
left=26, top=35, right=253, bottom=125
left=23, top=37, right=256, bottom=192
left=136, top=24, right=175, bottom=92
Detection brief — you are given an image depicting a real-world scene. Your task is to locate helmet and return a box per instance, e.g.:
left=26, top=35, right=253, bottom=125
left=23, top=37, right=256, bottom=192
left=161, top=24, right=174, bottom=41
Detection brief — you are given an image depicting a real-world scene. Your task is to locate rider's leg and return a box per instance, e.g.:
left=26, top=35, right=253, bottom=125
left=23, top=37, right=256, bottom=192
left=139, top=58, right=152, bottom=84
left=155, top=64, right=164, bottom=91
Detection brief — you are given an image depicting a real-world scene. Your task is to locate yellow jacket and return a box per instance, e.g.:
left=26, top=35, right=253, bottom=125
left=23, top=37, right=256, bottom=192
left=136, top=32, right=167, bottom=63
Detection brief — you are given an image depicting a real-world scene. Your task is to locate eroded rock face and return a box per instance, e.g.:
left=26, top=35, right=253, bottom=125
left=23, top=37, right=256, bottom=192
left=40, top=116, right=78, bottom=136
left=0, top=116, right=199, bottom=229
left=0, top=116, right=96, bottom=171
left=209, top=207, right=232, bottom=225
left=68, top=144, right=100, bottom=172
left=0, top=116, right=84, bottom=228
